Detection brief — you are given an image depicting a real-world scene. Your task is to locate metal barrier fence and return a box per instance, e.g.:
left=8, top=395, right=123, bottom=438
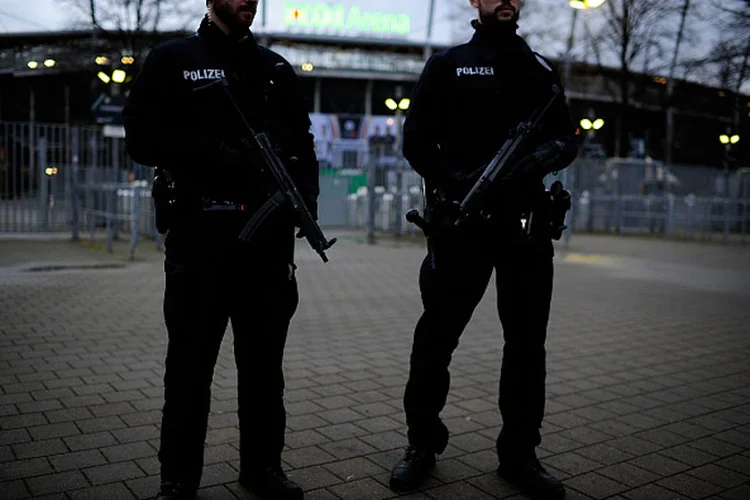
left=345, top=154, right=750, bottom=244
left=2, top=120, right=748, bottom=252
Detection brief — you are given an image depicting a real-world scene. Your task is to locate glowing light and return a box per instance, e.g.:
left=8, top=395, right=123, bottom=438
left=27, top=60, right=39, bottom=69
left=43, top=59, right=56, bottom=68
left=97, top=71, right=111, bottom=84
left=570, top=0, right=605, bottom=8
left=385, top=98, right=398, bottom=111
left=111, top=69, right=127, bottom=83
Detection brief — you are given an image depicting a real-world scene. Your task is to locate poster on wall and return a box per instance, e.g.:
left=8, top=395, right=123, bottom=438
left=309, top=113, right=405, bottom=169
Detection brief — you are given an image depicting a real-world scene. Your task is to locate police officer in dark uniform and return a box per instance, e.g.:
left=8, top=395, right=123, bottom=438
left=123, top=0, right=318, bottom=498
left=389, top=1, right=577, bottom=499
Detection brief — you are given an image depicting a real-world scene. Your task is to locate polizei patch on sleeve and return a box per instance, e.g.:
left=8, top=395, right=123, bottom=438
left=183, top=69, right=227, bottom=81
left=456, top=66, right=495, bottom=77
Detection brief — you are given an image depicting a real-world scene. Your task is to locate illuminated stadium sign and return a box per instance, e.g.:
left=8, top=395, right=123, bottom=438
left=283, top=2, right=411, bottom=36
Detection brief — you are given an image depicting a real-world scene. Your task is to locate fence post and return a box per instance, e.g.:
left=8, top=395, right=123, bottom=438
left=88, top=186, right=95, bottom=243
left=89, top=132, right=98, bottom=244
left=106, top=188, right=113, bottom=253
left=394, top=165, right=403, bottom=237
left=366, top=148, right=377, bottom=244
left=111, top=138, right=120, bottom=241
left=562, top=166, right=575, bottom=248
left=70, top=127, right=80, bottom=240
left=38, top=137, right=48, bottom=231
left=129, top=163, right=141, bottom=260
left=684, top=194, right=694, bottom=240
left=723, top=195, right=730, bottom=244
left=742, top=198, right=747, bottom=245
left=663, top=165, right=671, bottom=235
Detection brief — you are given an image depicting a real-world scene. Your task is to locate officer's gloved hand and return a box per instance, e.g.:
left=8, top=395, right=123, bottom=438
left=447, top=166, right=484, bottom=193
left=513, top=141, right=565, bottom=181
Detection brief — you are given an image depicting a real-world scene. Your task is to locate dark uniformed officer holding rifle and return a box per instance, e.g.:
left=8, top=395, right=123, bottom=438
left=390, top=1, right=578, bottom=499
left=123, top=0, right=334, bottom=498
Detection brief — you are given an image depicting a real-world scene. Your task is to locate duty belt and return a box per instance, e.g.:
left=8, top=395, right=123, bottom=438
left=201, top=197, right=247, bottom=212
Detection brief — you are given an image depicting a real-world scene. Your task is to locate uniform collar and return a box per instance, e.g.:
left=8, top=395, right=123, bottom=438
left=470, top=19, right=521, bottom=48
left=197, top=16, right=259, bottom=52
left=470, top=18, right=534, bottom=64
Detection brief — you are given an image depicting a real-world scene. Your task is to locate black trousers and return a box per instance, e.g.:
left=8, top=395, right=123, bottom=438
left=158, top=223, right=298, bottom=489
left=404, top=229, right=554, bottom=455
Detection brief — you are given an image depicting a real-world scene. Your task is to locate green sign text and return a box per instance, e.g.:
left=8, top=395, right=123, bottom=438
left=283, top=2, right=411, bottom=36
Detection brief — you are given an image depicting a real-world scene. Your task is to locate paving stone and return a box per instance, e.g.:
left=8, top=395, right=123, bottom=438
left=2, top=234, right=750, bottom=499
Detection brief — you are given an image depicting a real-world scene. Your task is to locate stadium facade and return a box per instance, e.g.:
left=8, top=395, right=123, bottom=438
left=0, top=0, right=747, bottom=169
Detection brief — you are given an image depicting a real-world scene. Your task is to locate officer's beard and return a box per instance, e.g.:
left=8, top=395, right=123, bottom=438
left=212, top=0, right=256, bottom=35
left=478, top=1, right=520, bottom=28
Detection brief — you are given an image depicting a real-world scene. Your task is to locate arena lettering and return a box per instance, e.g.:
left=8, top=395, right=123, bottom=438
left=284, top=2, right=411, bottom=36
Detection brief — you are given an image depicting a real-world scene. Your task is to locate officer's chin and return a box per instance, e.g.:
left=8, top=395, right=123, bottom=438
left=237, top=11, right=256, bottom=27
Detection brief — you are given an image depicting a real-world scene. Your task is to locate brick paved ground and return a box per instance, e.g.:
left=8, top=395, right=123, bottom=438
left=1, top=231, right=749, bottom=499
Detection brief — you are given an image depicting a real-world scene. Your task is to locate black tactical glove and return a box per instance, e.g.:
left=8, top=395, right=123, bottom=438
left=513, top=141, right=567, bottom=181
left=446, top=165, right=485, bottom=195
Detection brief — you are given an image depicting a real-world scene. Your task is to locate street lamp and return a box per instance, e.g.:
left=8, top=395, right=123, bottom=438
left=719, top=134, right=740, bottom=145
left=564, top=0, right=606, bottom=87
left=385, top=98, right=410, bottom=112
left=383, top=91, right=411, bottom=237
left=580, top=117, right=604, bottom=131
left=570, top=0, right=605, bottom=9
left=111, top=69, right=127, bottom=84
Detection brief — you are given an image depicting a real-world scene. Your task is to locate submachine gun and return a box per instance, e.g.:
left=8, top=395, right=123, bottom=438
left=406, top=84, right=571, bottom=240
left=196, top=78, right=336, bottom=263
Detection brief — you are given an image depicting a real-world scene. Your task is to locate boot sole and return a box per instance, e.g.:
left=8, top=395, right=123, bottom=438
left=496, top=468, right=566, bottom=500
left=389, top=465, right=435, bottom=492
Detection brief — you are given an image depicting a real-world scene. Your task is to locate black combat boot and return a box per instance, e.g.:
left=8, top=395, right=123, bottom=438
left=154, top=481, right=196, bottom=500
left=389, top=446, right=436, bottom=492
left=239, top=466, right=303, bottom=500
left=497, top=449, right=565, bottom=500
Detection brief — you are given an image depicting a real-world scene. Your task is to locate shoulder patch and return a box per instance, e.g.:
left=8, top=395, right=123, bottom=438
left=534, top=53, right=553, bottom=72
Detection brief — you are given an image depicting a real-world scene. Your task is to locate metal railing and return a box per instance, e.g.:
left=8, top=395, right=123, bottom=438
left=2, top=120, right=748, bottom=251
